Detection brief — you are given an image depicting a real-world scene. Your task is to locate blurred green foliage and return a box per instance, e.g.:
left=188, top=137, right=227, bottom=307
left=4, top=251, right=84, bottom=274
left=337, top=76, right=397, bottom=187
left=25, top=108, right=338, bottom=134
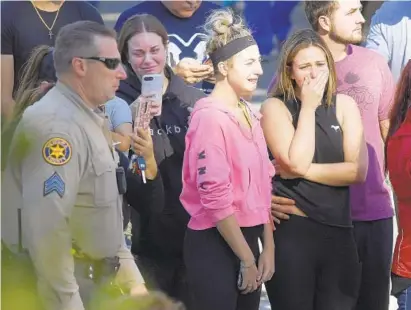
left=1, top=250, right=43, bottom=310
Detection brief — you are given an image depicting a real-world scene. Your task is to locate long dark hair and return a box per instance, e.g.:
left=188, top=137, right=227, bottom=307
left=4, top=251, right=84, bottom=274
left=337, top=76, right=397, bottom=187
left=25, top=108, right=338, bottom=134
left=388, top=61, right=411, bottom=138
left=13, top=45, right=56, bottom=122
left=385, top=60, right=411, bottom=169
left=117, top=14, right=168, bottom=64
left=2, top=46, right=55, bottom=171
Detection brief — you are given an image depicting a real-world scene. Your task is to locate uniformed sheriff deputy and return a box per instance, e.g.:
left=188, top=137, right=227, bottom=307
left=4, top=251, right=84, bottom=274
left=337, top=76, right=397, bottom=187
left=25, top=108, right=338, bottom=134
left=1, top=21, right=146, bottom=310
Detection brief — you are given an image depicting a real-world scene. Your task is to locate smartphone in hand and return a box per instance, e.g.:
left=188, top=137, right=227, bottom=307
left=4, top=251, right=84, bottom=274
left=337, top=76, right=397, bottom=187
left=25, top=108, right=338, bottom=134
left=142, top=74, right=163, bottom=117
left=134, top=98, right=152, bottom=133
left=130, top=98, right=151, bottom=182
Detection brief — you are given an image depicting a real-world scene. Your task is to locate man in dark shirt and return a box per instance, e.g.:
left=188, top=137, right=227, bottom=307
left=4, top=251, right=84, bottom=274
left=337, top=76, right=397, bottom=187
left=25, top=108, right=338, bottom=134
left=115, top=0, right=220, bottom=94
left=1, top=0, right=103, bottom=119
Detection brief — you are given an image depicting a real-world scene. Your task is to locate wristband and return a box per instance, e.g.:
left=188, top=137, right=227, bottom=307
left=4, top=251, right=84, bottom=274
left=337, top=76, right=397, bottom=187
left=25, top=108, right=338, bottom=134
left=240, top=259, right=255, bottom=269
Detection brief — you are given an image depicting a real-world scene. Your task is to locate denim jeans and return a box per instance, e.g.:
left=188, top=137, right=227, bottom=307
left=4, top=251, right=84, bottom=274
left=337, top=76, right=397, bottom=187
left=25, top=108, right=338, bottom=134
left=397, top=287, right=411, bottom=310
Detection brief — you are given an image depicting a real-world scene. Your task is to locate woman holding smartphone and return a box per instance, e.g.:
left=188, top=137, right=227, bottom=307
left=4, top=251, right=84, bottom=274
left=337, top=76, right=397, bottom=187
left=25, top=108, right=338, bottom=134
left=180, top=9, right=275, bottom=310
left=261, top=29, right=368, bottom=310
left=387, top=60, right=411, bottom=310
left=116, top=14, right=205, bottom=308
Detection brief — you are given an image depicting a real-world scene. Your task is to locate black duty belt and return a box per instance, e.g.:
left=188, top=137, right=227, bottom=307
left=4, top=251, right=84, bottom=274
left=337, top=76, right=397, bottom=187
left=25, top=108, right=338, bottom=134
left=72, top=244, right=120, bottom=284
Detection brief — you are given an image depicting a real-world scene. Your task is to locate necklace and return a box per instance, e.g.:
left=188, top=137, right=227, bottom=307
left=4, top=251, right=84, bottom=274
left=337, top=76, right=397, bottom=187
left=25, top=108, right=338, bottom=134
left=238, top=100, right=252, bottom=128
left=31, top=1, right=63, bottom=39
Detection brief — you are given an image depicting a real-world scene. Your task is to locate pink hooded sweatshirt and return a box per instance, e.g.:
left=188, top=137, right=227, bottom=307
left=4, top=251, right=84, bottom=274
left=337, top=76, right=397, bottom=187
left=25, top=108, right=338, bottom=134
left=180, top=97, right=275, bottom=230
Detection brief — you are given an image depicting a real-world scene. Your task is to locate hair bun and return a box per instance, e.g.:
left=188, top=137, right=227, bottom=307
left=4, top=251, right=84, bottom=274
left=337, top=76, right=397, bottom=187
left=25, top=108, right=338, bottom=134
left=212, top=13, right=234, bottom=35
left=203, top=8, right=252, bottom=55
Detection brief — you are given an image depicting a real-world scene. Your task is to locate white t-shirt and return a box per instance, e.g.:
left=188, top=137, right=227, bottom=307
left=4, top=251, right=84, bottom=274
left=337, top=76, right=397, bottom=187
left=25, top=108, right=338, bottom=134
left=366, top=1, right=411, bottom=82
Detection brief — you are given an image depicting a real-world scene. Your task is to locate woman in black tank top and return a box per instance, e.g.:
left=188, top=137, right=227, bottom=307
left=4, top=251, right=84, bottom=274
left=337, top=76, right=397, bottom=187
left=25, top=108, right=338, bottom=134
left=260, top=29, right=368, bottom=310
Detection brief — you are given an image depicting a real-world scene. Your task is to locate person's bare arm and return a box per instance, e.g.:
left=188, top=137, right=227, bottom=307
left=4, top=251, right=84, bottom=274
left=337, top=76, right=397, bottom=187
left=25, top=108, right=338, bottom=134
left=1, top=55, right=15, bottom=118
left=261, top=97, right=314, bottom=223
left=261, top=73, right=328, bottom=177
left=260, top=97, right=316, bottom=177
left=304, top=94, right=368, bottom=186
left=377, top=51, right=395, bottom=143
left=270, top=195, right=295, bottom=223
left=216, top=215, right=259, bottom=293
left=115, top=238, right=146, bottom=295
left=256, top=222, right=275, bottom=284
left=217, top=215, right=255, bottom=266
left=112, top=123, right=132, bottom=152
left=379, top=119, right=390, bottom=143
left=112, top=132, right=130, bottom=152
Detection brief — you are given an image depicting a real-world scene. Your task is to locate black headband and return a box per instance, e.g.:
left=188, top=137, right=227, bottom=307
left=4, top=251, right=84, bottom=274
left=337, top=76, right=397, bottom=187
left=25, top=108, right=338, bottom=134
left=209, top=36, right=257, bottom=68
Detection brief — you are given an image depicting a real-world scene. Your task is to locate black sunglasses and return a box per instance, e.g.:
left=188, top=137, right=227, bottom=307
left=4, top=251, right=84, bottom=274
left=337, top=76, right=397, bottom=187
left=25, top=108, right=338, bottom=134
left=81, top=57, right=121, bottom=70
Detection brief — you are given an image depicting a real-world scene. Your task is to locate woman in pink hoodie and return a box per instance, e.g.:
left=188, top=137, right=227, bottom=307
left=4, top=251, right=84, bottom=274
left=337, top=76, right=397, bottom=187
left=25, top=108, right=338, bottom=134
left=180, top=9, right=275, bottom=310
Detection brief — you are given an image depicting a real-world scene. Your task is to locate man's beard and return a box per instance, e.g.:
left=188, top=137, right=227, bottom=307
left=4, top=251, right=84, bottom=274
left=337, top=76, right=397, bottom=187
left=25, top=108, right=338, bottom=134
left=329, top=26, right=364, bottom=45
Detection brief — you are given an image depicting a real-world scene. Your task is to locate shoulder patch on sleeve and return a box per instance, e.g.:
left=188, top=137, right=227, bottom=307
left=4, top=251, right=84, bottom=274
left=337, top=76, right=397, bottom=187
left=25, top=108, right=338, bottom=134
left=42, top=137, right=72, bottom=166
left=43, top=172, right=65, bottom=198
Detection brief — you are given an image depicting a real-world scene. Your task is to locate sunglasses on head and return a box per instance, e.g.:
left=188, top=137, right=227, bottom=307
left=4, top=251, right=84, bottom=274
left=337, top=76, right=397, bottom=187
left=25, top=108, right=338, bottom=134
left=81, top=57, right=121, bottom=70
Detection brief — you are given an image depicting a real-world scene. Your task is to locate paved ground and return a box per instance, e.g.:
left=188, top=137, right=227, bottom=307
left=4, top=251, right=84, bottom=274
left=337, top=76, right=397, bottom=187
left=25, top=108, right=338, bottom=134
left=98, top=2, right=397, bottom=309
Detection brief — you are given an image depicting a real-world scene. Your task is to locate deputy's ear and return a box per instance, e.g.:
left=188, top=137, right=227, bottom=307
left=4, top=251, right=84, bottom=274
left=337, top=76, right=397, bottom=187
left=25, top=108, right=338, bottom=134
left=71, top=57, right=87, bottom=78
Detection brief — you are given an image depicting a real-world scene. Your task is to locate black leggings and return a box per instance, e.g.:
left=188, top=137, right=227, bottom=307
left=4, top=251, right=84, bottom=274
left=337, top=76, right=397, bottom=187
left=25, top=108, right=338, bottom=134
left=265, top=215, right=361, bottom=310
left=184, top=225, right=263, bottom=310
left=353, top=218, right=393, bottom=310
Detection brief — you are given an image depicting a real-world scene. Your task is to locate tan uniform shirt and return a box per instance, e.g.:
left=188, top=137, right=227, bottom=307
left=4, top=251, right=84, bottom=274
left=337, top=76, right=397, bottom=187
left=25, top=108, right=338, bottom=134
left=2, top=82, right=144, bottom=310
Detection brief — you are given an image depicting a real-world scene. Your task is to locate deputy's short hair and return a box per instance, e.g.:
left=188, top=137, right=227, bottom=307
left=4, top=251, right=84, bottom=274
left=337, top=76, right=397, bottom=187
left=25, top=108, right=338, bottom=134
left=54, top=21, right=116, bottom=76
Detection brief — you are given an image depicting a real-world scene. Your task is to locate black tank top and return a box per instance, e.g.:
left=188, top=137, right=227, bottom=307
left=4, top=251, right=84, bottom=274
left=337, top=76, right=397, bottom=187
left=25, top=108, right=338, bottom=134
left=273, top=96, right=351, bottom=227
